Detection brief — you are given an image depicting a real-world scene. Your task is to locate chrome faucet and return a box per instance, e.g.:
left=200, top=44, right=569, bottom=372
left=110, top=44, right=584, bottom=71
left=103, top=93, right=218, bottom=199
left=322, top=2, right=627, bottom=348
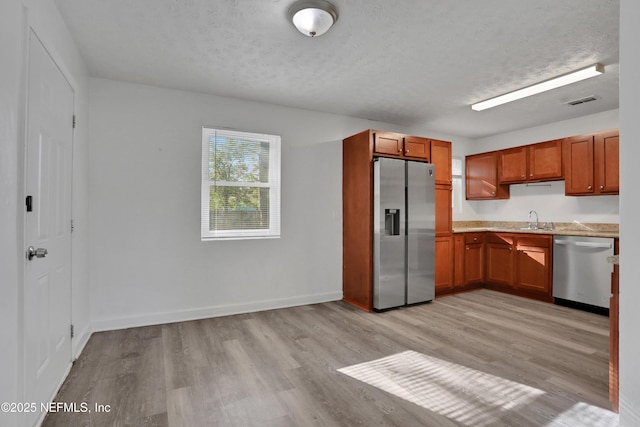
left=528, top=210, right=539, bottom=230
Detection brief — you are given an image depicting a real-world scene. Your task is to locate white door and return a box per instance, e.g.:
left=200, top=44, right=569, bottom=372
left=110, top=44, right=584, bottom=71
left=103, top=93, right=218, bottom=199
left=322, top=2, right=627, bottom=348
left=24, top=30, right=74, bottom=427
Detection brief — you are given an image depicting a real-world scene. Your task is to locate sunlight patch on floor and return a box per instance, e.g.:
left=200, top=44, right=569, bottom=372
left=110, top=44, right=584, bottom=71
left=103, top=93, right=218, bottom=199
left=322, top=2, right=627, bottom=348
left=338, top=350, right=618, bottom=427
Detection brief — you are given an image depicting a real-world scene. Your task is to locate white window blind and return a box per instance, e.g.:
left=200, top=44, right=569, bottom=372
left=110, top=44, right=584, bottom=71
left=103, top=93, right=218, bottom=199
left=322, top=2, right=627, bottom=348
left=201, top=128, right=281, bottom=240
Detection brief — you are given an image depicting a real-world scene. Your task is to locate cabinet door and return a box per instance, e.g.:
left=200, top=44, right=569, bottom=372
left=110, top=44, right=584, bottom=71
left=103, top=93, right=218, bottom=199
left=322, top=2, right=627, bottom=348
left=373, top=132, right=403, bottom=157
left=430, top=139, right=452, bottom=185
left=564, top=135, right=594, bottom=195
left=466, top=152, right=509, bottom=199
left=499, top=147, right=527, bottom=183
left=486, top=243, right=514, bottom=286
left=529, top=139, right=563, bottom=181
left=435, top=236, right=454, bottom=293
left=435, top=186, right=452, bottom=236
left=595, top=130, right=619, bottom=194
left=404, top=136, right=429, bottom=160
left=514, top=244, right=551, bottom=294
left=464, top=243, right=484, bottom=284
left=453, top=235, right=465, bottom=287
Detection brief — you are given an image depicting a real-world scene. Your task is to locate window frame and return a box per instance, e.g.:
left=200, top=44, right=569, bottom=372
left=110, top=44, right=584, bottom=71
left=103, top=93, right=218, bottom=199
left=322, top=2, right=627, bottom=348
left=201, top=127, right=281, bottom=241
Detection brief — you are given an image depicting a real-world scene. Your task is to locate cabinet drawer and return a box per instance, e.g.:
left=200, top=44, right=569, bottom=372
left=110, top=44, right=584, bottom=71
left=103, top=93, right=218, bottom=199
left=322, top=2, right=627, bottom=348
left=486, top=233, right=514, bottom=245
left=464, top=233, right=484, bottom=244
left=516, top=234, right=551, bottom=248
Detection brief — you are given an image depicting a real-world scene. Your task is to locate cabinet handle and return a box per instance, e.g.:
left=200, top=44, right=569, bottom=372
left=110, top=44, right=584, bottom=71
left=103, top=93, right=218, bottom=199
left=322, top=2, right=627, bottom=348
left=466, top=246, right=469, bottom=251
left=521, top=175, right=525, bottom=178
left=491, top=191, right=496, bottom=195
left=600, top=185, right=604, bottom=190
left=530, top=173, right=534, bottom=177
left=587, top=185, right=593, bottom=190
left=406, top=150, right=409, bottom=153
left=509, top=247, right=512, bottom=251
left=473, top=237, right=478, bottom=241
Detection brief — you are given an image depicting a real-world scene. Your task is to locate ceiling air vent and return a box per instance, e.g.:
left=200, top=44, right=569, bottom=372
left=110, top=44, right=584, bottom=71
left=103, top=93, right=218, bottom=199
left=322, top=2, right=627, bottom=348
left=566, top=96, right=597, bottom=106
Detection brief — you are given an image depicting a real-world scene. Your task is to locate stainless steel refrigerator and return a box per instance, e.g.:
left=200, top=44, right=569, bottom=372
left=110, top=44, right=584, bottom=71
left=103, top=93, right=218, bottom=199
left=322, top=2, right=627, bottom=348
left=373, top=157, right=435, bottom=311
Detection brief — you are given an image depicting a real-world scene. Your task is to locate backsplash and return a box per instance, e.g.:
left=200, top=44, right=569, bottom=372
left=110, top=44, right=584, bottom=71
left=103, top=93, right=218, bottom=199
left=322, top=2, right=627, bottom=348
left=456, top=181, right=620, bottom=223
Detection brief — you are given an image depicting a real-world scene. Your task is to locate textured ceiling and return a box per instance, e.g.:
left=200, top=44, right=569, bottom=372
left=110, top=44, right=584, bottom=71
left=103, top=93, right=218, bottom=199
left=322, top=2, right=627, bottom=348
left=53, top=0, right=620, bottom=138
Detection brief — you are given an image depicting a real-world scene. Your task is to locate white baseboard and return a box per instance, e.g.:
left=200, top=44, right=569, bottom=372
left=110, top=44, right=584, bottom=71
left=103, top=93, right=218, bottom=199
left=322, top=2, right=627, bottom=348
left=620, top=397, right=640, bottom=426
left=72, top=323, right=92, bottom=359
left=91, top=291, right=343, bottom=332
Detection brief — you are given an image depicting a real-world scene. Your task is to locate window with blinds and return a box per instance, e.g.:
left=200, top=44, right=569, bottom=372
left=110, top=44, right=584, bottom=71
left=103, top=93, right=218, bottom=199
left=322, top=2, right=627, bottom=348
left=201, top=128, right=281, bottom=240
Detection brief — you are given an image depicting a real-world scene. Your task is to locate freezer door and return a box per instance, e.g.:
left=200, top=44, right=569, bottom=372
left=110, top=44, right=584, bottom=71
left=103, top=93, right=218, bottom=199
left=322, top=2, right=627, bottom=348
left=373, top=157, right=406, bottom=310
left=407, top=161, right=435, bottom=304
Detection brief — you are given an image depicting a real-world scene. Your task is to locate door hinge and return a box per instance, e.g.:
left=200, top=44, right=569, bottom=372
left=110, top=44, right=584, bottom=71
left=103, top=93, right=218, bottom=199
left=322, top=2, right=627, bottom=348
left=70, top=324, right=74, bottom=339
left=71, top=219, right=75, bottom=233
left=26, top=195, right=33, bottom=212
left=72, top=115, right=76, bottom=129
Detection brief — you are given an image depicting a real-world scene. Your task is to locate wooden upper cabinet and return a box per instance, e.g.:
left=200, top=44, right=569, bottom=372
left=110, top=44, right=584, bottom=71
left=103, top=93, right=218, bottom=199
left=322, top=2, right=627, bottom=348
left=498, top=140, right=563, bottom=184
left=372, top=131, right=431, bottom=161
left=430, top=139, right=452, bottom=185
left=528, top=139, right=563, bottom=181
left=373, top=131, right=403, bottom=157
left=404, top=136, right=429, bottom=160
left=565, top=130, right=619, bottom=196
left=595, top=130, right=619, bottom=194
left=466, top=152, right=509, bottom=200
left=564, top=134, right=595, bottom=195
left=499, top=147, right=527, bottom=183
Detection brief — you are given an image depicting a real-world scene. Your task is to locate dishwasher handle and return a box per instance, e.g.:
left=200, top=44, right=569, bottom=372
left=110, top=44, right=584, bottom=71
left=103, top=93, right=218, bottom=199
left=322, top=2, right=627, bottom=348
left=554, top=239, right=612, bottom=249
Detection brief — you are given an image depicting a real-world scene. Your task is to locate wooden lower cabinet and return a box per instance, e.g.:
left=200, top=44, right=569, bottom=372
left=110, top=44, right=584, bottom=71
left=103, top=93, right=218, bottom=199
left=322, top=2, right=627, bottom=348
left=483, top=233, right=552, bottom=301
left=514, top=243, right=551, bottom=294
left=464, top=242, right=484, bottom=284
left=448, top=232, right=553, bottom=302
left=435, top=236, right=454, bottom=293
left=486, top=242, right=514, bottom=286
left=453, top=234, right=465, bottom=287
left=436, top=234, right=484, bottom=297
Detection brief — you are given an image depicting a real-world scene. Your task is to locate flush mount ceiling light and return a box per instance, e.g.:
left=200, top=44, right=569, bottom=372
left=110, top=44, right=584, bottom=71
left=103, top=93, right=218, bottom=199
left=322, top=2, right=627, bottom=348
left=289, top=0, right=338, bottom=37
left=471, top=63, right=605, bottom=111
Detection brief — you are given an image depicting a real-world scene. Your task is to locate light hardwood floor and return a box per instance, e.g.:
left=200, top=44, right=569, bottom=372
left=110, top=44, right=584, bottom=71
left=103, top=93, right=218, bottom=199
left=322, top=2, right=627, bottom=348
left=42, top=290, right=614, bottom=426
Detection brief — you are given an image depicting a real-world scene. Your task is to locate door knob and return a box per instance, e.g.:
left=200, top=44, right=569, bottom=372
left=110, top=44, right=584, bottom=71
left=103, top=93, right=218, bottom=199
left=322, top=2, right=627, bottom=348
left=27, top=246, right=48, bottom=260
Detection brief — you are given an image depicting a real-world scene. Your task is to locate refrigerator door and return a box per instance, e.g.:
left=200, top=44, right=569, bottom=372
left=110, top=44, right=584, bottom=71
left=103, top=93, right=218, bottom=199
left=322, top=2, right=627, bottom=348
left=373, top=157, right=406, bottom=310
left=407, top=161, right=435, bottom=304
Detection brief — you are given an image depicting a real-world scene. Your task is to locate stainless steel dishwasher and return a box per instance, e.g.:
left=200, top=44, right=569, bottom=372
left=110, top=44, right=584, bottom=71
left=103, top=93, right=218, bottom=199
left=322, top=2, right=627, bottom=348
left=552, top=235, right=614, bottom=311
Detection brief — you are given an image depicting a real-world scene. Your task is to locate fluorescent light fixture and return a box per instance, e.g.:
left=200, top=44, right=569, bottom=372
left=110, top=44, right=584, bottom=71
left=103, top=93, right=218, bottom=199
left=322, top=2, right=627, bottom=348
left=471, top=63, right=605, bottom=111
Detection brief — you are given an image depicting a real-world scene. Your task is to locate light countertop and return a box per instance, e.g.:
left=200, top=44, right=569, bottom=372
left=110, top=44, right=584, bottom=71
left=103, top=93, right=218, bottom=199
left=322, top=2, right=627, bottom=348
left=452, top=221, right=619, bottom=239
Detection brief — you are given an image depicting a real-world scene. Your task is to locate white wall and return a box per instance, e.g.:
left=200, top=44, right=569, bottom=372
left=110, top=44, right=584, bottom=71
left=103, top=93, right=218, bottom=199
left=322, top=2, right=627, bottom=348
left=88, top=78, right=466, bottom=330
left=0, top=0, right=90, bottom=425
left=619, top=0, right=640, bottom=424
left=454, top=110, right=620, bottom=224
left=0, top=1, right=25, bottom=425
